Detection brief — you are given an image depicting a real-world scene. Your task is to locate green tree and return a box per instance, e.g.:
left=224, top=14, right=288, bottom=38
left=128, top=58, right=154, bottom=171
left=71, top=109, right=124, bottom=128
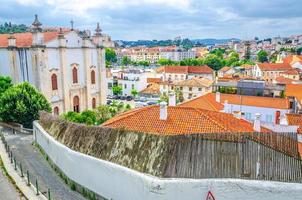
left=157, top=58, right=179, bottom=66
left=137, top=61, right=150, bottom=66
left=112, top=85, right=123, bottom=95
left=297, top=47, right=302, bottom=55
left=203, top=54, right=224, bottom=70
left=0, top=76, right=13, bottom=96
left=226, top=51, right=240, bottom=66
left=210, top=48, right=225, bottom=59
left=131, top=89, right=138, bottom=97
left=105, top=48, right=117, bottom=66
left=121, top=56, right=131, bottom=66
left=96, top=105, right=112, bottom=124
left=0, top=82, right=51, bottom=128
left=257, top=50, right=268, bottom=63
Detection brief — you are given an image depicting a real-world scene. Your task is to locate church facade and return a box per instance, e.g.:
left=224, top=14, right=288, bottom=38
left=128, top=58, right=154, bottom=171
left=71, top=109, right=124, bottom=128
left=0, top=15, right=113, bottom=115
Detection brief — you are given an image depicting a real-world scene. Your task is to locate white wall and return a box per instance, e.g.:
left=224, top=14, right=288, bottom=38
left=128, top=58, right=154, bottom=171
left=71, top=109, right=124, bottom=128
left=224, top=103, right=289, bottom=123
left=34, top=121, right=302, bottom=200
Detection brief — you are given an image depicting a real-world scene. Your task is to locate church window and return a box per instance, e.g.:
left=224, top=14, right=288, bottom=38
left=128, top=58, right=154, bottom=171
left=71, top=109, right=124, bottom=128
left=72, top=67, right=78, bottom=84
left=51, top=73, right=58, bottom=90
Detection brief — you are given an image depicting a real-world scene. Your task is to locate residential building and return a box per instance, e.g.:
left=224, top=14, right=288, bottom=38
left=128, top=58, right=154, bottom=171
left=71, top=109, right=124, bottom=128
left=217, top=66, right=235, bottom=77
left=0, top=15, right=110, bottom=115
left=160, top=77, right=213, bottom=101
left=253, top=63, right=293, bottom=82
left=160, top=49, right=196, bottom=61
left=285, top=84, right=302, bottom=113
left=156, top=65, right=215, bottom=82
left=107, top=68, right=156, bottom=96
left=280, top=69, right=300, bottom=80
left=179, top=92, right=295, bottom=124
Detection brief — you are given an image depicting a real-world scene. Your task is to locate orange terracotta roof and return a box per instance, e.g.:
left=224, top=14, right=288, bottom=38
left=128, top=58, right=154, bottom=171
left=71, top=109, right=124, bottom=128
left=139, top=83, right=160, bottom=95
left=286, top=114, right=302, bottom=134
left=281, top=69, right=300, bottom=75
left=285, top=84, right=302, bottom=105
left=241, top=64, right=253, bottom=70
left=219, top=66, right=232, bottom=72
left=179, top=93, right=290, bottom=110
left=283, top=55, right=302, bottom=65
left=156, top=66, right=213, bottom=74
left=0, top=31, right=68, bottom=48
left=147, top=78, right=162, bottom=84
left=286, top=114, right=302, bottom=126
left=275, top=76, right=296, bottom=84
left=257, top=63, right=292, bottom=71
left=174, top=77, right=214, bottom=88
left=102, top=105, right=271, bottom=135
left=178, top=93, right=224, bottom=111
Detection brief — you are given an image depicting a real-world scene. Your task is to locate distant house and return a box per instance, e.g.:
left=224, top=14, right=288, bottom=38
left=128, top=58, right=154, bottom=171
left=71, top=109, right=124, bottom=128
left=156, top=65, right=215, bottom=81
left=280, top=69, right=301, bottom=80
left=217, top=66, right=235, bottom=77
left=285, top=84, right=302, bottom=113
left=160, top=77, right=214, bottom=101
left=179, top=92, right=295, bottom=124
left=139, top=83, right=160, bottom=98
left=253, top=63, right=293, bottom=82
left=282, top=55, right=302, bottom=70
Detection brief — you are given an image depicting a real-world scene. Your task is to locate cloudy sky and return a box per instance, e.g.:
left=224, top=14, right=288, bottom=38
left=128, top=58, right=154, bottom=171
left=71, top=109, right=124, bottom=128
left=0, top=0, right=301, bottom=40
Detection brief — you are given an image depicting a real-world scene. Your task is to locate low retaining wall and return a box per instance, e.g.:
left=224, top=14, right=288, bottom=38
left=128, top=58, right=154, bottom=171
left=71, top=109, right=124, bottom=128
left=33, top=121, right=302, bottom=200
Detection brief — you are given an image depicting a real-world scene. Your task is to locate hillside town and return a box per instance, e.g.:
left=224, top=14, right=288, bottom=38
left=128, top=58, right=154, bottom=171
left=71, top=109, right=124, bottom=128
left=0, top=1, right=302, bottom=200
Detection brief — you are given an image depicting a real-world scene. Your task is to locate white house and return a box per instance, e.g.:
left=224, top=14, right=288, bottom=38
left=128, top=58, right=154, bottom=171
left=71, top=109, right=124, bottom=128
left=179, top=92, right=294, bottom=125
left=156, top=65, right=215, bottom=82
left=217, top=66, right=235, bottom=77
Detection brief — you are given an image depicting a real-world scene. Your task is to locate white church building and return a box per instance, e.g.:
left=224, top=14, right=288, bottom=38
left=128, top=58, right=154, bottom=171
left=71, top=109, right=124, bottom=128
left=0, top=15, right=114, bottom=115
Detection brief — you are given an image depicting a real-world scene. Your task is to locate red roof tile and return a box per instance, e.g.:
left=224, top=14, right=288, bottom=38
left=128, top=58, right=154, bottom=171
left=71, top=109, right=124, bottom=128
left=257, top=63, right=292, bottom=71
left=178, top=93, right=224, bottom=111
left=179, top=93, right=290, bottom=110
left=0, top=31, right=67, bottom=48
left=156, top=66, right=213, bottom=74
left=102, top=105, right=271, bottom=135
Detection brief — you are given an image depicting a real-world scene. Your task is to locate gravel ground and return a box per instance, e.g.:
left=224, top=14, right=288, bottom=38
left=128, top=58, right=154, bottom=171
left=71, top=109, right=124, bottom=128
left=3, top=130, right=86, bottom=200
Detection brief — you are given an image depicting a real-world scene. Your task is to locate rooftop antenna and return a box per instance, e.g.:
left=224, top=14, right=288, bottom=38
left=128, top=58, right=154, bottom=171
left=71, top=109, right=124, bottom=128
left=70, top=20, right=74, bottom=31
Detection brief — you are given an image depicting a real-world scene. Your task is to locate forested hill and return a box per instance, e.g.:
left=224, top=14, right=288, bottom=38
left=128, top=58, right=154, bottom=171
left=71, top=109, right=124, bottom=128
left=0, top=22, right=28, bottom=34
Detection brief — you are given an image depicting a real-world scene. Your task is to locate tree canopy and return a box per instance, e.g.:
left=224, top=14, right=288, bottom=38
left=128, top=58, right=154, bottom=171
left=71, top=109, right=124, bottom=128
left=0, top=22, right=28, bottom=34
left=112, top=85, right=123, bottom=95
left=0, top=82, right=51, bottom=128
left=257, top=50, right=269, bottom=63
left=0, top=76, right=13, bottom=96
left=63, top=101, right=131, bottom=125
left=121, top=56, right=131, bottom=66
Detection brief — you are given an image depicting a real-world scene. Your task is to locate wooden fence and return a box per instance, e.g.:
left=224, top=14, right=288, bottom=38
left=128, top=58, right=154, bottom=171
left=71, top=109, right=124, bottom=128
left=164, top=132, right=302, bottom=182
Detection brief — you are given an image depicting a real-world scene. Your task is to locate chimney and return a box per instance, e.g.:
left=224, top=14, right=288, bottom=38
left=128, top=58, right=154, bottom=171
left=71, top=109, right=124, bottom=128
left=168, top=92, right=176, bottom=106
left=216, top=92, right=221, bottom=103
left=223, top=100, right=229, bottom=113
left=160, top=101, right=168, bottom=120
left=253, top=113, right=261, bottom=132
left=233, top=111, right=241, bottom=119
left=8, top=34, right=16, bottom=47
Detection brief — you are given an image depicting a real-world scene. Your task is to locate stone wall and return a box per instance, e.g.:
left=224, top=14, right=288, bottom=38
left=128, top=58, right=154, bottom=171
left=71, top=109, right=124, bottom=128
left=39, top=112, right=302, bottom=181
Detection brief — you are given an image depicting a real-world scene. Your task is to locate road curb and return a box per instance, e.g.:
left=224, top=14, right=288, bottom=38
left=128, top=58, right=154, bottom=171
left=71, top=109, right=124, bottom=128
left=0, top=139, right=47, bottom=200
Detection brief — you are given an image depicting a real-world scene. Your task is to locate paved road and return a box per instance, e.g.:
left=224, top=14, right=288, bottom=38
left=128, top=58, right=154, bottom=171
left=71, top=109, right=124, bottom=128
left=2, top=130, right=86, bottom=200
left=0, top=167, right=23, bottom=200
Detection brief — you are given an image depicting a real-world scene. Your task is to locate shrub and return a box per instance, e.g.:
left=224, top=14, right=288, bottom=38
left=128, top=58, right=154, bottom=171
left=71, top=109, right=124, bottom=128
left=0, top=82, right=51, bottom=128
